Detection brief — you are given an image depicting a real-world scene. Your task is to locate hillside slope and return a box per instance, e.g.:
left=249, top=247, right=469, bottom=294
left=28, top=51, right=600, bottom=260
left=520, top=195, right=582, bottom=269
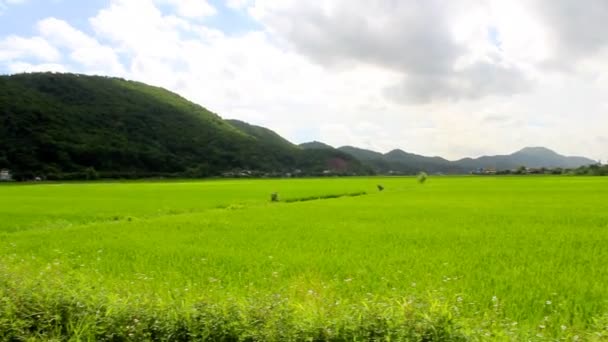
left=0, top=73, right=364, bottom=179
left=226, top=120, right=365, bottom=174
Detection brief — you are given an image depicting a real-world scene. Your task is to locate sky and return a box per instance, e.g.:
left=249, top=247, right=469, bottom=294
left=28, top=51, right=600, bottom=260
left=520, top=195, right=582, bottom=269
left=1, top=0, right=607, bottom=161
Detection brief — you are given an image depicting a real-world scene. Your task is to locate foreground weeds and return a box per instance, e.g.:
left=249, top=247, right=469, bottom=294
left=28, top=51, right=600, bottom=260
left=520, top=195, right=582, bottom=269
left=2, top=266, right=607, bottom=341
left=0, top=268, right=466, bottom=341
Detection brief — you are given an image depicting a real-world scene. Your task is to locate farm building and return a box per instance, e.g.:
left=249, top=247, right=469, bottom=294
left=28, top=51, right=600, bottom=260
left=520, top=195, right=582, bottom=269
left=0, top=169, right=12, bottom=181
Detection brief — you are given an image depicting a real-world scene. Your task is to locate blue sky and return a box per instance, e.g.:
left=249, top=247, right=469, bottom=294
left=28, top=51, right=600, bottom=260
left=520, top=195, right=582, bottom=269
left=0, top=0, right=606, bottom=160
left=0, top=1, right=106, bottom=38
left=0, top=0, right=259, bottom=46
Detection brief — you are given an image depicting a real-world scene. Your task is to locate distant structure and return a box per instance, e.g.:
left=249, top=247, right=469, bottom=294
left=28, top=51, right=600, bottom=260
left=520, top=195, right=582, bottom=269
left=471, top=168, right=497, bottom=175
left=0, top=169, right=12, bottom=181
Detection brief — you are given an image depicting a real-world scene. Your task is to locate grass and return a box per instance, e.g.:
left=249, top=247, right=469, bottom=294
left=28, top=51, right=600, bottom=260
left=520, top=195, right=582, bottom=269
left=1, top=176, right=608, bottom=340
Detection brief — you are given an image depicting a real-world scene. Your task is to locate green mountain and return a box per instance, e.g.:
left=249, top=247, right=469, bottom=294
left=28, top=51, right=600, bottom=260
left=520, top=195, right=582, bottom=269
left=455, top=147, right=596, bottom=170
left=299, top=141, right=334, bottom=150
left=226, top=119, right=296, bottom=151
left=336, top=146, right=463, bottom=174
left=329, top=144, right=594, bottom=174
left=338, top=146, right=385, bottom=161
left=225, top=120, right=363, bottom=174
left=1, top=72, right=595, bottom=180
left=0, top=73, right=365, bottom=179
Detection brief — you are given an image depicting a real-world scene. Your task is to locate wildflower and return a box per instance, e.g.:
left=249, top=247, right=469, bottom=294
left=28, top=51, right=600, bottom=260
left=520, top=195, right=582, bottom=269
left=344, top=278, right=352, bottom=282
left=561, top=325, right=567, bottom=331
left=539, top=325, right=545, bottom=329
left=546, top=300, right=552, bottom=305
left=492, top=296, right=498, bottom=302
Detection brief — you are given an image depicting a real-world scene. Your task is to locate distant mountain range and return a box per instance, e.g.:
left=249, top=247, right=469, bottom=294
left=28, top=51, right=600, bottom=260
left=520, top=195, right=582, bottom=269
left=300, top=144, right=596, bottom=174
left=0, top=72, right=596, bottom=180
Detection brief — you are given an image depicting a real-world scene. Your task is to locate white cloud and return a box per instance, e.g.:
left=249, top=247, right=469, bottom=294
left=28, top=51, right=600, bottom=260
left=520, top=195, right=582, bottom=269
left=226, top=0, right=253, bottom=10
left=0, top=0, right=607, bottom=161
left=250, top=0, right=534, bottom=104
left=37, top=17, right=125, bottom=75
left=0, top=35, right=61, bottom=62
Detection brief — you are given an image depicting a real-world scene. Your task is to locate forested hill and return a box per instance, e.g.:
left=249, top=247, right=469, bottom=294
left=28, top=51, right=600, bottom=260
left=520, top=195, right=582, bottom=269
left=0, top=73, right=595, bottom=180
left=0, top=73, right=365, bottom=179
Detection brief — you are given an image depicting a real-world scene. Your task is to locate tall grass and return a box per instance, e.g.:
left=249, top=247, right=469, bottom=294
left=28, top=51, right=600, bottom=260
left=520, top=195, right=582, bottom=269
left=1, top=176, right=608, bottom=340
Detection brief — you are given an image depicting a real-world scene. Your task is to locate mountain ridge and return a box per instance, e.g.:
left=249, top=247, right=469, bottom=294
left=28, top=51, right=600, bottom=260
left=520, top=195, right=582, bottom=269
left=0, top=72, right=366, bottom=179
left=315, top=144, right=595, bottom=174
left=0, top=72, right=596, bottom=179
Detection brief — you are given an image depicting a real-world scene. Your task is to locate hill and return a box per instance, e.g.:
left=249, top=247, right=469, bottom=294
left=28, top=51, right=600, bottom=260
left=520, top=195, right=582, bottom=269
left=0, top=73, right=595, bottom=179
left=0, top=73, right=365, bottom=179
left=330, top=144, right=594, bottom=174
left=226, top=121, right=364, bottom=175
left=299, top=141, right=334, bottom=150
left=336, top=146, right=465, bottom=174
left=455, top=147, right=596, bottom=170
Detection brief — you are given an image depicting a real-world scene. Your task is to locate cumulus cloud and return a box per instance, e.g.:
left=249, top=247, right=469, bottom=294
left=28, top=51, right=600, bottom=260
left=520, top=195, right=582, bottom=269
left=529, top=0, right=608, bottom=66
left=0, top=35, right=61, bottom=62
left=0, top=0, right=606, bottom=160
left=251, top=0, right=532, bottom=103
left=226, top=0, right=253, bottom=11
left=385, top=61, right=531, bottom=104
left=37, top=18, right=125, bottom=74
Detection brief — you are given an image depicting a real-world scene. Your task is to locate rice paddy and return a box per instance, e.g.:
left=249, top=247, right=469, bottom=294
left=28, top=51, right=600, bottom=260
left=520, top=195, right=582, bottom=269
left=1, top=176, right=608, bottom=340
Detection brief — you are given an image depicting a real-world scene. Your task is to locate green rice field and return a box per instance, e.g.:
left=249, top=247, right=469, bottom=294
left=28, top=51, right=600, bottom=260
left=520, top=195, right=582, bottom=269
left=1, top=176, right=608, bottom=341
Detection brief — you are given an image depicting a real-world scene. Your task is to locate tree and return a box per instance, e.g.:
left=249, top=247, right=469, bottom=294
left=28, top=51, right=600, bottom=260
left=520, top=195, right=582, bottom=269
left=85, top=167, right=99, bottom=180
left=417, top=172, right=428, bottom=184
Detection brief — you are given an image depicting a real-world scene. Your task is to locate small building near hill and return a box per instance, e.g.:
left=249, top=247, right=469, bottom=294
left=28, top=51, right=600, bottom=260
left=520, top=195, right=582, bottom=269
left=0, top=169, right=12, bottom=181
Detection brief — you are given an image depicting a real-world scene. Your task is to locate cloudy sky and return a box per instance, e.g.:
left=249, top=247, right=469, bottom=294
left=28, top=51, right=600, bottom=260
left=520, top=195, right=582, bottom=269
left=1, top=0, right=606, bottom=160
